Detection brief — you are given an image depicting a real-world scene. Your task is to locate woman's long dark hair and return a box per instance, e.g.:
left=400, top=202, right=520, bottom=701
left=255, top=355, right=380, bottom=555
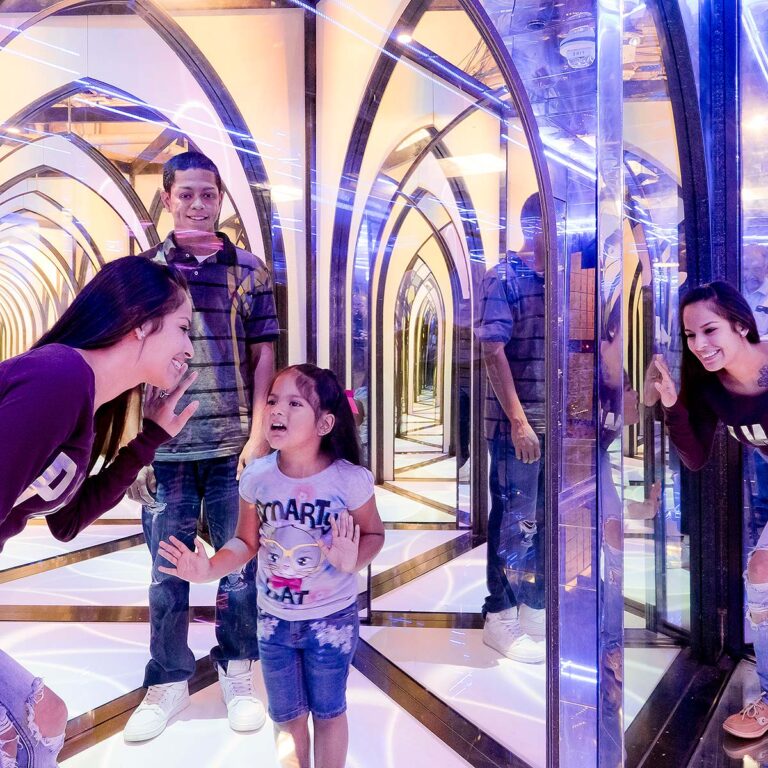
left=34, top=256, right=188, bottom=468
left=274, top=364, right=362, bottom=466
left=678, top=281, right=760, bottom=408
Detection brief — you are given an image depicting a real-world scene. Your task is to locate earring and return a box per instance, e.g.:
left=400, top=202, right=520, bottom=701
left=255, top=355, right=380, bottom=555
left=136, top=329, right=146, bottom=340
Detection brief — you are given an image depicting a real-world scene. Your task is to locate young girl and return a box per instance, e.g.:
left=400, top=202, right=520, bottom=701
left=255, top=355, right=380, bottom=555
left=158, top=364, right=385, bottom=767
left=652, top=281, right=768, bottom=740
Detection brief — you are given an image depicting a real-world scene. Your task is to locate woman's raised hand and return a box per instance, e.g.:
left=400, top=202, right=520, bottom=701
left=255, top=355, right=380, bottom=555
left=319, top=512, right=360, bottom=573
left=144, top=371, right=199, bottom=437
left=652, top=355, right=679, bottom=408
left=158, top=535, right=212, bottom=582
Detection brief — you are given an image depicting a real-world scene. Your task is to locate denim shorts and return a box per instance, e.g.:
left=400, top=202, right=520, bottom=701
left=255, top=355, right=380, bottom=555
left=257, top=603, right=359, bottom=723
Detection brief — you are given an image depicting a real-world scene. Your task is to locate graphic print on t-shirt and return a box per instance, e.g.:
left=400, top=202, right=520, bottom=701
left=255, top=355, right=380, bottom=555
left=240, top=453, right=374, bottom=620
left=14, top=451, right=79, bottom=510
left=260, top=519, right=326, bottom=605
left=728, top=423, right=768, bottom=446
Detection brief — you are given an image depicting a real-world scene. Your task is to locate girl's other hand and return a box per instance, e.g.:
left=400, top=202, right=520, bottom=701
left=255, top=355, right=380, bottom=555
left=319, top=512, right=360, bottom=573
left=652, top=355, right=679, bottom=408
left=145, top=371, right=200, bottom=437
left=158, top=535, right=212, bottom=582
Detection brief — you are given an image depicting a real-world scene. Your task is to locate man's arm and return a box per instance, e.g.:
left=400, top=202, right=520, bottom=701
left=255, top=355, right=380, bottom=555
left=237, top=341, right=275, bottom=478
left=482, top=341, right=540, bottom=463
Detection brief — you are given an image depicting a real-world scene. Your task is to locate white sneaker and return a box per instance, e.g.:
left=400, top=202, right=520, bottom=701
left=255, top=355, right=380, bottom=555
left=483, top=608, right=545, bottom=663
left=519, top=604, right=546, bottom=640
left=123, top=681, right=189, bottom=742
left=218, top=660, right=266, bottom=732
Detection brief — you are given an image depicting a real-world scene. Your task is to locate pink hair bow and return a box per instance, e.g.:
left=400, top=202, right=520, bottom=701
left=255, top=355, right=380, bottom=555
left=344, top=389, right=359, bottom=415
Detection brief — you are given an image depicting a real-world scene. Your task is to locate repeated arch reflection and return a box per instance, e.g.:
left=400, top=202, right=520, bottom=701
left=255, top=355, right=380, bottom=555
left=0, top=0, right=287, bottom=359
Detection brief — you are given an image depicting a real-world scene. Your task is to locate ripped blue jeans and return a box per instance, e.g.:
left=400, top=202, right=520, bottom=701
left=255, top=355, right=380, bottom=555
left=142, top=456, right=260, bottom=686
left=747, top=522, right=768, bottom=694
left=256, top=603, right=359, bottom=723
left=0, top=651, right=64, bottom=768
left=483, top=435, right=545, bottom=615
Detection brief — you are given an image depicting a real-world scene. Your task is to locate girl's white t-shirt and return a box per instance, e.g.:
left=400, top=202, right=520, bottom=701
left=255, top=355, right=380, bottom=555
left=239, top=452, right=374, bottom=621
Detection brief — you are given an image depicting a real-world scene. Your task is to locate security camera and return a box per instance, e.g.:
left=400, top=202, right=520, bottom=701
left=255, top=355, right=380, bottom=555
left=560, top=25, right=596, bottom=69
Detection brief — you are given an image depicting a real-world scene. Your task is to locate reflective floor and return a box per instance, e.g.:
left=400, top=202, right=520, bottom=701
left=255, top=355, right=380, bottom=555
left=0, top=483, right=686, bottom=768
left=689, top=661, right=764, bottom=768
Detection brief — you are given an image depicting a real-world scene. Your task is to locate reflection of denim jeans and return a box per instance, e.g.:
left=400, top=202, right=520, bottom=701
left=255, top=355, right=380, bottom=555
left=746, top=521, right=768, bottom=695
left=457, top=386, right=471, bottom=467
left=748, top=451, right=768, bottom=548
left=142, top=456, right=259, bottom=686
left=483, top=435, right=545, bottom=615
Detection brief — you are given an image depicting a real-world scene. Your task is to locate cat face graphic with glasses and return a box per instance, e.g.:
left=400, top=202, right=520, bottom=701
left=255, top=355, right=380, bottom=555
left=261, top=521, right=325, bottom=586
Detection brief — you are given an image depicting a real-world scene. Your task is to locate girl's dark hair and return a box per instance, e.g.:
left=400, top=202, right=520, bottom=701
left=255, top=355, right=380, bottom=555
left=678, top=280, right=759, bottom=407
left=34, top=256, right=189, bottom=469
left=273, top=364, right=361, bottom=466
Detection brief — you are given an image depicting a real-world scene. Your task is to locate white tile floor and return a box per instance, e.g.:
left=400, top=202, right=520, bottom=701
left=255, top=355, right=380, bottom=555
left=397, top=456, right=458, bottom=480
left=0, top=524, right=141, bottom=572
left=394, top=437, right=442, bottom=454
left=0, top=529, right=466, bottom=607
left=0, top=545, right=220, bottom=606
left=372, top=544, right=487, bottom=613
left=624, top=537, right=691, bottom=630
left=2, top=482, right=689, bottom=768
left=360, top=624, right=678, bottom=768
left=4, top=621, right=217, bottom=718
left=374, top=485, right=455, bottom=524
left=57, top=646, right=471, bottom=768
left=372, top=529, right=466, bottom=575
left=388, top=479, right=457, bottom=508
left=360, top=623, right=546, bottom=767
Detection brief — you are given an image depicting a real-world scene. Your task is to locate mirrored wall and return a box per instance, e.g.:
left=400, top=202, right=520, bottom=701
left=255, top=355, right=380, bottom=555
left=0, top=1, right=706, bottom=766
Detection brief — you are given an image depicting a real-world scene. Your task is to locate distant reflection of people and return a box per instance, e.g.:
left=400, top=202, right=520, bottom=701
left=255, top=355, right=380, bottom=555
left=474, top=193, right=546, bottom=663
left=744, top=244, right=768, bottom=338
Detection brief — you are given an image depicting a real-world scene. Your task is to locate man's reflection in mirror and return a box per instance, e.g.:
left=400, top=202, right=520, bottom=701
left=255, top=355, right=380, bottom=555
left=474, top=193, right=545, bottom=663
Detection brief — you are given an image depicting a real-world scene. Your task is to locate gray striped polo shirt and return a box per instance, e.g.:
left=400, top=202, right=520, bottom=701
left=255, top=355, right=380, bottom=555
left=143, top=233, right=279, bottom=461
left=475, top=253, right=546, bottom=441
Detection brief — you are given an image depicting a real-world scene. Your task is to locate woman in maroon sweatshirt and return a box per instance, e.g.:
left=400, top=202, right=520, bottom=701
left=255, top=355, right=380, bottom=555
left=655, top=281, right=768, bottom=740
left=0, top=256, right=199, bottom=767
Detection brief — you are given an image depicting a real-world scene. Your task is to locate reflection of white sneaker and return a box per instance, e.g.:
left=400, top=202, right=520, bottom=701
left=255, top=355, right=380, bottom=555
left=124, top=681, right=189, bottom=742
left=458, top=461, right=470, bottom=483
left=218, top=660, right=267, bottom=732
left=483, top=608, right=545, bottom=663
left=519, top=604, right=546, bottom=640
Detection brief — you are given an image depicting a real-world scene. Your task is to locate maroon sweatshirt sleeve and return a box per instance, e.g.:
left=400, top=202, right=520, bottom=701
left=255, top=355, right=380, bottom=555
left=662, top=398, right=719, bottom=471
left=45, top=419, right=169, bottom=541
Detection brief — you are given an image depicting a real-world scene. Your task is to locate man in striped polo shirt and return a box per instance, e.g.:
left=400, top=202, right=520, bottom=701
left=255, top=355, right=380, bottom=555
left=124, top=152, right=278, bottom=742
left=475, top=193, right=546, bottom=664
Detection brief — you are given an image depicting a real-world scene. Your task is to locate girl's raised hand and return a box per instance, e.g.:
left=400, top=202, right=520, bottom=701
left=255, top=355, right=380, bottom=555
left=652, top=355, right=679, bottom=408
left=158, top=535, right=212, bottom=582
left=144, top=371, right=200, bottom=438
left=319, top=512, right=360, bottom=573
